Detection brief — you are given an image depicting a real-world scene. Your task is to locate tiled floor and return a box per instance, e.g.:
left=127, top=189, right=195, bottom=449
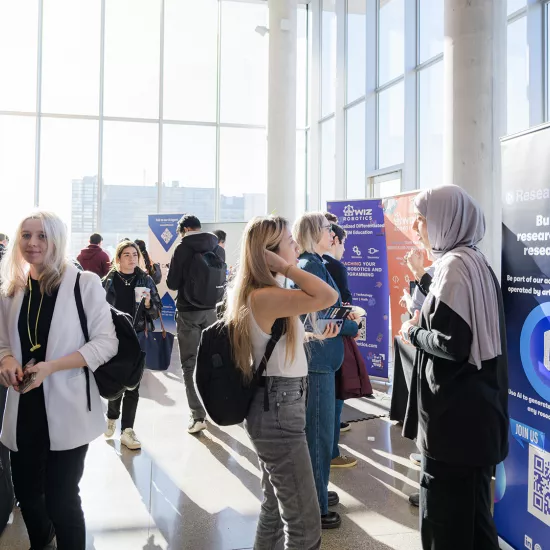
left=0, top=360, right=421, bottom=550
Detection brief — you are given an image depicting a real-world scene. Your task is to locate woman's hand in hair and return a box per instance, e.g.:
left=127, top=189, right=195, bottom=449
left=265, top=250, right=290, bottom=275
left=0, top=356, right=23, bottom=388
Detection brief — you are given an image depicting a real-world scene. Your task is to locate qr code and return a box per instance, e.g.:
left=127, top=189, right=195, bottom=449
left=357, top=317, right=366, bottom=341
left=528, top=445, right=550, bottom=527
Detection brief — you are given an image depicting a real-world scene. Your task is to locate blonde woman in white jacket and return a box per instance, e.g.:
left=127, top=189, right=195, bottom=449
left=0, top=211, right=118, bottom=550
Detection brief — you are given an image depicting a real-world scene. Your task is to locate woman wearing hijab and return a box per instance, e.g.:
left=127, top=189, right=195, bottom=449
left=399, top=185, right=509, bottom=550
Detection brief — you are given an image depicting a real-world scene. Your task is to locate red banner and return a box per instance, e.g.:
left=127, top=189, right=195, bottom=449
left=382, top=192, right=423, bottom=340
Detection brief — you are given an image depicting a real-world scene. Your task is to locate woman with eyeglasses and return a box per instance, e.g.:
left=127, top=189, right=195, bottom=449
left=292, top=212, right=360, bottom=530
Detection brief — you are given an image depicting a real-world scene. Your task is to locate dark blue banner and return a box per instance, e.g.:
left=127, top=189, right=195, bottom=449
left=327, top=200, right=390, bottom=379
left=495, top=129, right=550, bottom=549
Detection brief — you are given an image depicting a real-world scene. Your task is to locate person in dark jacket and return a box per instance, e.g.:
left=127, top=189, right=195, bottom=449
left=293, top=212, right=360, bottom=530
left=134, top=239, right=162, bottom=285
left=166, top=215, right=226, bottom=435
left=102, top=241, right=162, bottom=451
left=322, top=222, right=358, bottom=469
left=399, top=185, right=509, bottom=550
left=0, top=233, right=8, bottom=264
left=77, top=233, right=110, bottom=278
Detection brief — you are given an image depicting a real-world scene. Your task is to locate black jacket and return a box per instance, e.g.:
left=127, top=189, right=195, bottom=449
left=403, top=270, right=509, bottom=467
left=103, top=268, right=162, bottom=333
left=166, top=232, right=226, bottom=312
left=323, top=255, right=353, bottom=304
left=0, top=244, right=6, bottom=264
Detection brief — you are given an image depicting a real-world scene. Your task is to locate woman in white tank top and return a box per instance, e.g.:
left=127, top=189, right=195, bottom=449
left=224, top=216, right=338, bottom=550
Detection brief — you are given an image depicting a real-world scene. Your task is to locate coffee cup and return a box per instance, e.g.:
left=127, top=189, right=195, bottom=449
left=134, top=287, right=150, bottom=303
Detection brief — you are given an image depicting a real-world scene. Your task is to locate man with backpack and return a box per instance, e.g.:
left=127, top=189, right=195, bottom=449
left=167, top=215, right=226, bottom=434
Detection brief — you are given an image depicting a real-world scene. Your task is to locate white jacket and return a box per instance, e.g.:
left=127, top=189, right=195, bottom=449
left=0, top=264, right=118, bottom=451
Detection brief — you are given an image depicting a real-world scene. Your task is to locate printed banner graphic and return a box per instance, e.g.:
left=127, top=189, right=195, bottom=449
left=382, top=192, right=424, bottom=340
left=148, top=215, right=182, bottom=334
left=494, top=128, right=550, bottom=550
left=327, top=200, right=390, bottom=380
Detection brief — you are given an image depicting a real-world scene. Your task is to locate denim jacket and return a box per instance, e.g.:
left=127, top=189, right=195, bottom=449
left=296, top=252, right=358, bottom=374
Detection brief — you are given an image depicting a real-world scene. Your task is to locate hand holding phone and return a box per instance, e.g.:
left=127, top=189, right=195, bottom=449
left=16, top=359, right=37, bottom=393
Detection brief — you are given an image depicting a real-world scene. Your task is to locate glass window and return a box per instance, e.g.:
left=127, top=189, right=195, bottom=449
left=346, top=0, right=366, bottom=103
left=0, top=1, right=38, bottom=111
left=101, top=122, right=159, bottom=251
left=164, top=0, right=218, bottom=122
left=296, top=131, right=307, bottom=214
left=41, top=0, right=101, bottom=115
left=371, top=171, right=401, bottom=198
left=161, top=125, right=217, bottom=222
left=103, top=0, right=161, bottom=119
left=419, top=0, right=444, bottom=63
left=379, top=0, right=404, bottom=85
left=297, top=5, right=308, bottom=128
left=419, top=62, right=444, bottom=190
left=38, top=118, right=99, bottom=258
left=378, top=81, right=404, bottom=168
left=220, top=1, right=268, bottom=126
left=219, top=128, right=267, bottom=222
left=346, top=101, right=366, bottom=199
left=320, top=117, right=335, bottom=208
left=0, top=116, right=36, bottom=234
left=321, top=0, right=337, bottom=116
left=306, top=129, right=312, bottom=210
left=507, top=16, right=529, bottom=135
left=508, top=0, right=526, bottom=16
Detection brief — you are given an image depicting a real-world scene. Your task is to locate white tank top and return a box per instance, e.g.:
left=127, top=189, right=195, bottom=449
left=249, top=311, right=308, bottom=378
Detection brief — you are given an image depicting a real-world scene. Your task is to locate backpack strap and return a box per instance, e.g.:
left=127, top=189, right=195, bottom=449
left=74, top=273, right=92, bottom=412
left=255, top=318, right=285, bottom=412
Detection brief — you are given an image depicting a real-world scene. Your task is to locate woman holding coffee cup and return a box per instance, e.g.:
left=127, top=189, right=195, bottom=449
left=102, top=240, right=162, bottom=450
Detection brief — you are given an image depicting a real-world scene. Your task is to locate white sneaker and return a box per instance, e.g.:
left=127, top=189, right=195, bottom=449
left=104, top=419, right=116, bottom=438
left=121, top=428, right=141, bottom=450
left=188, top=418, right=207, bottom=434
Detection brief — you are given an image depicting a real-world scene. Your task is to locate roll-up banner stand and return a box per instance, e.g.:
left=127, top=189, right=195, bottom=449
left=148, top=214, right=183, bottom=334
left=327, top=200, right=390, bottom=380
left=494, top=123, right=550, bottom=550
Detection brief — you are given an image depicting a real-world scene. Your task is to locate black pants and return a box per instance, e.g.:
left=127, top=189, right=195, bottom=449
left=13, top=386, right=88, bottom=550
left=420, top=456, right=499, bottom=550
left=107, top=384, right=140, bottom=431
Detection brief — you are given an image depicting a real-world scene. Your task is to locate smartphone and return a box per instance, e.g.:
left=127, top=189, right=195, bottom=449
left=409, top=281, right=417, bottom=294
left=17, top=359, right=37, bottom=393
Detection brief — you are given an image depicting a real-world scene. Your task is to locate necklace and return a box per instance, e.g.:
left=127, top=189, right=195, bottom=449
left=117, top=272, right=137, bottom=286
left=27, top=277, right=44, bottom=353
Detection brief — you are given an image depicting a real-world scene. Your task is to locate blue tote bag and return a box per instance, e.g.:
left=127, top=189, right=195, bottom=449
left=139, top=315, right=174, bottom=371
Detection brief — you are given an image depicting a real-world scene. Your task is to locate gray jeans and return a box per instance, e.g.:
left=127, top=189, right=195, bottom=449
left=244, top=377, right=321, bottom=550
left=176, top=309, right=217, bottom=419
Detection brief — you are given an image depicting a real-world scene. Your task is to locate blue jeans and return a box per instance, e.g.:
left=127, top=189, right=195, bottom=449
left=332, top=399, right=344, bottom=459
left=306, top=372, right=335, bottom=516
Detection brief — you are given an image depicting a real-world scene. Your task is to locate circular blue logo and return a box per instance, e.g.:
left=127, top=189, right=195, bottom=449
left=520, top=303, right=550, bottom=402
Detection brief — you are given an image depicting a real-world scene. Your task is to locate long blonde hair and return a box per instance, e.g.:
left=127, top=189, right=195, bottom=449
left=225, top=216, right=298, bottom=380
left=0, top=211, right=68, bottom=298
left=293, top=212, right=327, bottom=254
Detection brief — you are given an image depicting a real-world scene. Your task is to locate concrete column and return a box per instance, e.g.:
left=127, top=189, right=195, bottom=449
left=267, top=0, right=298, bottom=222
left=444, top=0, right=506, bottom=270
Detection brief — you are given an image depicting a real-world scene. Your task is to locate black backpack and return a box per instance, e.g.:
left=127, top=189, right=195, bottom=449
left=74, top=273, right=146, bottom=409
left=196, top=319, right=284, bottom=426
left=184, top=249, right=226, bottom=310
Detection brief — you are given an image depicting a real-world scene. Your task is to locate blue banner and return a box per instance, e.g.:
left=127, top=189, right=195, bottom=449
left=495, top=131, right=550, bottom=549
left=148, top=214, right=182, bottom=334
left=327, top=200, right=390, bottom=379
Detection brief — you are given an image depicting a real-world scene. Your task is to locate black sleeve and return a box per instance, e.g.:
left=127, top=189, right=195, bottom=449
left=166, top=242, right=189, bottom=291
left=216, top=245, right=226, bottom=263
left=144, top=276, right=161, bottom=321
left=326, top=260, right=352, bottom=304
left=410, top=299, right=472, bottom=362
left=417, top=272, right=432, bottom=297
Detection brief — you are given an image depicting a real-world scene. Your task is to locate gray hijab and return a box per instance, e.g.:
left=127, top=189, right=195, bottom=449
left=414, top=185, right=501, bottom=368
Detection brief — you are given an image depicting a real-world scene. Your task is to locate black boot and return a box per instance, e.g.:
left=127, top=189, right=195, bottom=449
left=328, top=491, right=340, bottom=506
left=321, top=511, right=341, bottom=529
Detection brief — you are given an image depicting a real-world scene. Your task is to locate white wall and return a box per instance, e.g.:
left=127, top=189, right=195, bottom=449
left=203, top=222, right=246, bottom=269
